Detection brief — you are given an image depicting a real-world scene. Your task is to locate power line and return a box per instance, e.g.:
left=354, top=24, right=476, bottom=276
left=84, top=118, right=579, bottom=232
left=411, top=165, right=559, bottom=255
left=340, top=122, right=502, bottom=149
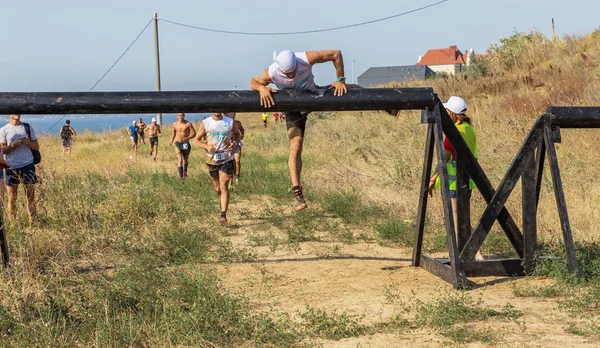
left=45, top=18, right=154, bottom=133
left=160, top=0, right=448, bottom=36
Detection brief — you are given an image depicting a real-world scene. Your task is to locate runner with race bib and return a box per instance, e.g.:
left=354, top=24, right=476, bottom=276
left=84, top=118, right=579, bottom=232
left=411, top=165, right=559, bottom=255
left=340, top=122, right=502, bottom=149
left=195, top=112, right=241, bottom=225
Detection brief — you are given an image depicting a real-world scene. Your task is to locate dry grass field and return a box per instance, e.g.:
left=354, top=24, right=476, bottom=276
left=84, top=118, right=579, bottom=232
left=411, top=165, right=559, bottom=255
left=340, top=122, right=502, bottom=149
left=0, top=29, right=599, bottom=346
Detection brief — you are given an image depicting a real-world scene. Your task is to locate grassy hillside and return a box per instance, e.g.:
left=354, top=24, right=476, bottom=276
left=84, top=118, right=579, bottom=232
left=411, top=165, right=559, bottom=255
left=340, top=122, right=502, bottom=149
left=0, top=29, right=599, bottom=346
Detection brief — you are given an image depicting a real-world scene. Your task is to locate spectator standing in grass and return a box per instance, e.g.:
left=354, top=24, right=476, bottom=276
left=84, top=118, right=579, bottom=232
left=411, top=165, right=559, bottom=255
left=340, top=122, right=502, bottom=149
left=427, top=96, right=484, bottom=260
left=250, top=49, right=347, bottom=211
left=195, top=112, right=240, bottom=225
left=0, top=114, right=40, bottom=223
left=60, top=119, right=77, bottom=156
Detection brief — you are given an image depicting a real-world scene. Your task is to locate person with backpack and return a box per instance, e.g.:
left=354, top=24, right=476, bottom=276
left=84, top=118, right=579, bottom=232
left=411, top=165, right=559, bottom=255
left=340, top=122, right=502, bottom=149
left=0, top=114, right=40, bottom=224
left=60, top=120, right=77, bottom=155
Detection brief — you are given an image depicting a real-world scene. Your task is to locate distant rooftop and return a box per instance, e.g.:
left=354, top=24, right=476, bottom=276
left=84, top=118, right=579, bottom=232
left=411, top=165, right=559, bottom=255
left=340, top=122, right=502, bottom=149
left=416, top=45, right=467, bottom=66
left=357, top=65, right=434, bottom=86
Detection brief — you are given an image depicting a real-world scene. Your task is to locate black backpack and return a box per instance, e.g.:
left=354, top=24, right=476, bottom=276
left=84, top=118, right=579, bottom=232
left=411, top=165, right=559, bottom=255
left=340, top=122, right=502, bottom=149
left=23, top=123, right=41, bottom=165
left=60, top=125, right=72, bottom=139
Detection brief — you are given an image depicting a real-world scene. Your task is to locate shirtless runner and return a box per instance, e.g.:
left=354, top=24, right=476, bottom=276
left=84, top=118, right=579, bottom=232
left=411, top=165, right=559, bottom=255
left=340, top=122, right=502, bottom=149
left=169, top=113, right=196, bottom=181
left=146, top=117, right=161, bottom=161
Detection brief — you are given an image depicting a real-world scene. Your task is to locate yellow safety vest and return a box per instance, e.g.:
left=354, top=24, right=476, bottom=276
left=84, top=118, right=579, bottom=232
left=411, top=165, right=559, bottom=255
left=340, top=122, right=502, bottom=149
left=435, top=122, right=478, bottom=191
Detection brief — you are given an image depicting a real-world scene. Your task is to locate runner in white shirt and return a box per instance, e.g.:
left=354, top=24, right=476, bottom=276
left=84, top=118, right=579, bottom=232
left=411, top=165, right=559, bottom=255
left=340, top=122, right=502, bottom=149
left=250, top=49, right=348, bottom=211
left=195, top=112, right=240, bottom=225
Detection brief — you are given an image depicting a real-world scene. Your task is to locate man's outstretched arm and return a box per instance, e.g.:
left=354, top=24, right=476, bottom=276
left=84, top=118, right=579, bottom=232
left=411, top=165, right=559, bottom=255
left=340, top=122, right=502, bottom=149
left=305, top=50, right=347, bottom=96
left=250, top=68, right=277, bottom=108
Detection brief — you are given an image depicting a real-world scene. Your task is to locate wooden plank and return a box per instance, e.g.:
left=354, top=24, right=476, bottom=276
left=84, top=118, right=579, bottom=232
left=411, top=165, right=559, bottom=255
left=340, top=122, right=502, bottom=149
left=439, top=109, right=524, bottom=257
left=461, top=122, right=543, bottom=261
left=433, top=100, right=463, bottom=288
left=412, top=122, right=435, bottom=266
left=548, top=106, right=600, bottom=128
left=0, top=88, right=436, bottom=114
left=461, top=259, right=525, bottom=277
left=522, top=152, right=538, bottom=273
left=455, top=153, right=471, bottom=251
left=542, top=117, right=583, bottom=276
left=420, top=254, right=456, bottom=286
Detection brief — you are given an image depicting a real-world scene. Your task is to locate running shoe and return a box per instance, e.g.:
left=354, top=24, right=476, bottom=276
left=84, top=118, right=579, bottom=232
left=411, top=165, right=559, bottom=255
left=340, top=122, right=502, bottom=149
left=219, top=212, right=227, bottom=225
left=234, top=176, right=239, bottom=186
left=293, top=186, right=308, bottom=211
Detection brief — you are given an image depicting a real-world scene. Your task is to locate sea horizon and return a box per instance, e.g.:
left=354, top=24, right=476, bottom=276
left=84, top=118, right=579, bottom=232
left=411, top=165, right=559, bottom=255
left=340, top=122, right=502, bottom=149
left=6, top=113, right=212, bottom=136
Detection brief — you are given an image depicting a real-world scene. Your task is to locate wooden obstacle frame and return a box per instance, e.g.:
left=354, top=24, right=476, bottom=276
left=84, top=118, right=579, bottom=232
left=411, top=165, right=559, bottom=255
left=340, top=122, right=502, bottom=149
left=412, top=103, right=598, bottom=288
left=0, top=89, right=593, bottom=289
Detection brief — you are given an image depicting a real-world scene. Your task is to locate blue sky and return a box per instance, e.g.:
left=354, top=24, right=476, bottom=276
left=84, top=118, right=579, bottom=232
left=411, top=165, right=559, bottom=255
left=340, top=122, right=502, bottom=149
left=1, top=0, right=598, bottom=92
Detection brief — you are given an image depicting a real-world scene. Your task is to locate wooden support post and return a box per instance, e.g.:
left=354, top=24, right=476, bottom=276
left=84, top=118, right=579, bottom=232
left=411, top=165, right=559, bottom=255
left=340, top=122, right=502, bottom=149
left=455, top=151, right=471, bottom=251
left=412, top=119, right=435, bottom=266
left=542, top=117, right=583, bottom=276
left=0, top=214, right=8, bottom=268
left=522, top=144, right=539, bottom=273
left=439, top=108, right=525, bottom=257
left=433, top=101, right=465, bottom=288
left=535, top=140, right=546, bottom=207
left=461, top=121, right=543, bottom=261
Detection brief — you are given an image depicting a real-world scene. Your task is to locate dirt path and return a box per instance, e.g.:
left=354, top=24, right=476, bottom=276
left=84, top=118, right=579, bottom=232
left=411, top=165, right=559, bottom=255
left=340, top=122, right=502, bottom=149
left=214, top=196, right=599, bottom=347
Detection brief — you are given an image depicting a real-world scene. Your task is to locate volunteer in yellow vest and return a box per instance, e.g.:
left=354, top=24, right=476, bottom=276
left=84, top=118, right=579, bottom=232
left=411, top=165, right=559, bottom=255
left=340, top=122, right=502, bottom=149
left=428, top=96, right=483, bottom=260
left=195, top=112, right=240, bottom=225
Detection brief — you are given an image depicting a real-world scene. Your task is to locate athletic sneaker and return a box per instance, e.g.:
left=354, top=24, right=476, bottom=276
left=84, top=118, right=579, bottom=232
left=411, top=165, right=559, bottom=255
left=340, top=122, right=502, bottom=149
left=219, top=212, right=227, bottom=225
left=293, top=186, right=308, bottom=211
left=234, top=176, right=239, bottom=186
left=228, top=182, right=234, bottom=191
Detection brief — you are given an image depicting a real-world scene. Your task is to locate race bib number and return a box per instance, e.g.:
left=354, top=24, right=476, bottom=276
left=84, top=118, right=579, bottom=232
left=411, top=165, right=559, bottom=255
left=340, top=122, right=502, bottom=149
left=213, top=152, right=227, bottom=162
left=182, top=143, right=189, bottom=150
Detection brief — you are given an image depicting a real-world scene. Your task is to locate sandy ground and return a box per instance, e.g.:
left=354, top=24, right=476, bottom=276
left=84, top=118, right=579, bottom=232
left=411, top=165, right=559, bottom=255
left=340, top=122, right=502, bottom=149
left=212, top=195, right=599, bottom=347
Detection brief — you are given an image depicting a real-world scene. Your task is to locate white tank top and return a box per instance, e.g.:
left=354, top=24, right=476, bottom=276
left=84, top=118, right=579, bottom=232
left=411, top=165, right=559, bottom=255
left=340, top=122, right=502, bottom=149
left=202, top=116, right=234, bottom=165
left=268, top=52, right=317, bottom=91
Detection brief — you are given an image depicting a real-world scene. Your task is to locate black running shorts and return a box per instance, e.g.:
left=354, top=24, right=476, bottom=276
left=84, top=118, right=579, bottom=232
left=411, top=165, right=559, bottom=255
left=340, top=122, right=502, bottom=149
left=285, top=111, right=310, bottom=137
left=207, top=160, right=234, bottom=179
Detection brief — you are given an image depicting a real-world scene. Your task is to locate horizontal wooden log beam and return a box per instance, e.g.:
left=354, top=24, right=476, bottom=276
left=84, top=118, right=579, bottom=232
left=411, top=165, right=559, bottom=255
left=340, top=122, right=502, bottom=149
left=548, top=107, right=600, bottom=128
left=0, top=88, right=435, bottom=115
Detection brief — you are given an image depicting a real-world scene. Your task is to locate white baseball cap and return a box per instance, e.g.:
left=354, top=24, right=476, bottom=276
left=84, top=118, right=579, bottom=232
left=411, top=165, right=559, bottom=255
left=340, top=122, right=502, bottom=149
left=443, top=96, right=467, bottom=115
left=275, top=50, right=297, bottom=73
left=151, top=117, right=157, bottom=123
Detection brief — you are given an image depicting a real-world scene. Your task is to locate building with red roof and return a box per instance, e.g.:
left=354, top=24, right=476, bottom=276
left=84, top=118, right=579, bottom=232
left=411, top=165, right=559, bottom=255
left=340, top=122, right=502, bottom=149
left=416, top=45, right=473, bottom=75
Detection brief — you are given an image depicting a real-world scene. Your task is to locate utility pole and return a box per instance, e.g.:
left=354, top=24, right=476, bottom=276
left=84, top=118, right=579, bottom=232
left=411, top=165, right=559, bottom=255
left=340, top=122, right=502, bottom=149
left=153, top=12, right=163, bottom=125
left=352, top=60, right=355, bottom=84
